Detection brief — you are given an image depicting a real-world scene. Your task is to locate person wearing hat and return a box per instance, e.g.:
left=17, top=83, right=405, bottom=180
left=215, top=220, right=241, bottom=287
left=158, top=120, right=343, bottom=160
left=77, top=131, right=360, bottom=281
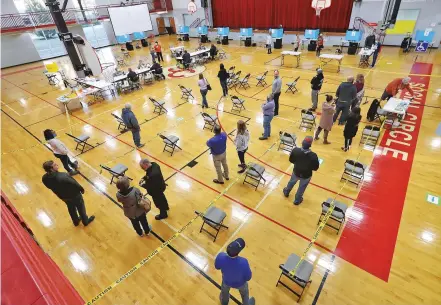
left=309, top=68, right=325, bottom=111
left=283, top=136, right=320, bottom=205
left=215, top=238, right=255, bottom=305
left=381, top=77, right=414, bottom=101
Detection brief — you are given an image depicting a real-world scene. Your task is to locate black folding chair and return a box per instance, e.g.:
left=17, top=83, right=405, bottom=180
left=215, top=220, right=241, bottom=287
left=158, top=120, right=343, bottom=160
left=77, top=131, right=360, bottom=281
left=285, top=76, right=300, bottom=94
left=111, top=113, right=127, bottom=132
left=256, top=71, right=268, bottom=87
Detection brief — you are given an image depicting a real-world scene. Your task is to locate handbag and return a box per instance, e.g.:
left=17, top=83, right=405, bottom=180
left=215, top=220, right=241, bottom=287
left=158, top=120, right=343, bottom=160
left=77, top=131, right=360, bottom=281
left=205, top=78, right=212, bottom=91
left=137, top=192, right=151, bottom=213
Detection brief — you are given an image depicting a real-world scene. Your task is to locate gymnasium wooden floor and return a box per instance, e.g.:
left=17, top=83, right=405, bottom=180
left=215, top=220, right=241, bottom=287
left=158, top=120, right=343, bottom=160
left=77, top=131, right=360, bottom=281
left=1, top=35, right=441, bottom=305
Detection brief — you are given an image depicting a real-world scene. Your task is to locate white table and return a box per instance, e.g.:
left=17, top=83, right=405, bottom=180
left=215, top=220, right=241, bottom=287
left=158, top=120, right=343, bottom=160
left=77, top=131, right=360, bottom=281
left=383, top=98, right=410, bottom=128
left=112, top=66, right=153, bottom=84
left=319, top=54, right=344, bottom=72
left=358, top=48, right=374, bottom=68
left=281, top=51, right=302, bottom=67
left=170, top=46, right=185, bottom=57
left=75, top=78, right=116, bottom=97
left=176, top=48, right=210, bottom=60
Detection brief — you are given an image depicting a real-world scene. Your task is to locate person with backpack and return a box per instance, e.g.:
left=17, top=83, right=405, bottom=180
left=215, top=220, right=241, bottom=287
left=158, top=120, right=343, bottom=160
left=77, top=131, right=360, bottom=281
left=283, top=136, right=320, bottom=205
left=116, top=176, right=152, bottom=236
left=44, top=129, right=79, bottom=175
left=215, top=238, right=255, bottom=305
left=217, top=63, right=229, bottom=97
left=121, top=103, right=144, bottom=148
left=342, top=107, right=362, bottom=152
left=198, top=73, right=210, bottom=108
left=309, top=68, right=324, bottom=111
left=234, top=120, right=250, bottom=174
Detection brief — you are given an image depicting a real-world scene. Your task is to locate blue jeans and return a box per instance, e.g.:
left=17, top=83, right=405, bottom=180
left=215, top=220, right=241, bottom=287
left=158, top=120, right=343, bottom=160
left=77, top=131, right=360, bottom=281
left=283, top=173, right=311, bottom=203
left=131, top=129, right=141, bottom=146
left=220, top=80, right=228, bottom=96
left=200, top=89, right=208, bottom=107
left=220, top=281, right=254, bottom=305
left=263, top=114, right=273, bottom=138
left=371, top=51, right=379, bottom=67
left=333, top=102, right=350, bottom=125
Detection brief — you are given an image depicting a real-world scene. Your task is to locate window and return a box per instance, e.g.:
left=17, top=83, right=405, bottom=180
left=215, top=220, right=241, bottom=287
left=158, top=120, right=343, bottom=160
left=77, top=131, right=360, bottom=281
left=30, top=29, right=67, bottom=59
left=81, top=22, right=111, bottom=48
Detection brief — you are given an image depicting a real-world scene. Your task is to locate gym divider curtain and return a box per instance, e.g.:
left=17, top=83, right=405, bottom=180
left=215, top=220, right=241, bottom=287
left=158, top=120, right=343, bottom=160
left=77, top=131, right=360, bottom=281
left=212, top=0, right=354, bottom=32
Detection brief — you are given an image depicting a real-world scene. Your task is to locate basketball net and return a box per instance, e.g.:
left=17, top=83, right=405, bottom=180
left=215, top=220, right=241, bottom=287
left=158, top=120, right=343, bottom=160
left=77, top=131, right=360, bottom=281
left=315, top=6, right=324, bottom=16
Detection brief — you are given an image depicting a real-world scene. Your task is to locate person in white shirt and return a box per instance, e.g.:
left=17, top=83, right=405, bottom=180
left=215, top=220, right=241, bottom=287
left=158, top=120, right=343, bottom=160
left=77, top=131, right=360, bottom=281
left=234, top=120, right=250, bottom=173
left=266, top=33, right=272, bottom=54
left=44, top=129, right=78, bottom=175
left=293, top=35, right=300, bottom=52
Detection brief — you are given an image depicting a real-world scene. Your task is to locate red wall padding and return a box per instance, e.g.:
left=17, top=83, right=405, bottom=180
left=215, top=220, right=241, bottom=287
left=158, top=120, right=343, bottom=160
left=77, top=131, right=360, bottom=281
left=212, top=0, right=354, bottom=32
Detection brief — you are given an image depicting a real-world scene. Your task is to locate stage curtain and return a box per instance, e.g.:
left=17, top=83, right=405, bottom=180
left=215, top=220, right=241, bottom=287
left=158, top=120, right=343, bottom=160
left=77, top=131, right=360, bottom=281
left=212, top=0, right=353, bottom=32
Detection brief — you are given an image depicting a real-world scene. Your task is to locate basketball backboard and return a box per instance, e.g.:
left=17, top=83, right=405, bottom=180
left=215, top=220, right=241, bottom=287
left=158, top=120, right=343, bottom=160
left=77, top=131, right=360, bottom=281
left=311, top=0, right=331, bottom=16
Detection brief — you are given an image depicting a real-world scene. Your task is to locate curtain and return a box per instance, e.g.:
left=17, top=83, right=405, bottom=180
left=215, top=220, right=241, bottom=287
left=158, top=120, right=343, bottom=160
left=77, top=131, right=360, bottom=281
left=212, top=0, right=354, bottom=32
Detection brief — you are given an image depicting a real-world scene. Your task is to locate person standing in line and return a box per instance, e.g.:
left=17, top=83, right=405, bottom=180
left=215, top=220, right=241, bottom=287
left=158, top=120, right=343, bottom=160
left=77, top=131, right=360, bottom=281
left=342, top=107, right=362, bottom=152
left=150, top=47, right=157, bottom=62
left=283, top=136, right=320, bottom=205
left=314, top=95, right=336, bottom=144
left=116, top=176, right=152, bottom=236
left=234, top=120, right=250, bottom=174
left=42, top=160, right=95, bottom=226
left=266, top=32, right=272, bottom=54
left=139, top=158, right=169, bottom=220
left=371, top=41, right=381, bottom=68
left=121, top=103, right=145, bottom=148
left=207, top=125, right=229, bottom=184
left=354, top=73, right=365, bottom=107
left=333, top=76, right=357, bottom=125
left=259, top=94, right=275, bottom=140
left=316, top=33, right=324, bottom=56
left=44, top=129, right=78, bottom=175
left=293, top=34, right=300, bottom=52
left=309, top=68, right=324, bottom=111
left=154, top=41, right=163, bottom=62
left=217, top=63, right=229, bottom=97
left=198, top=73, right=210, bottom=108
left=381, top=77, right=414, bottom=101
left=215, top=238, right=256, bottom=305
left=272, top=70, right=282, bottom=116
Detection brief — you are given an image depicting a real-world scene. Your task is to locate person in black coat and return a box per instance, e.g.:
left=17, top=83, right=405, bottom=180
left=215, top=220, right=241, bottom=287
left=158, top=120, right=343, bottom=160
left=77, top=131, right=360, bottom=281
left=342, top=107, right=362, bottom=152
left=42, top=160, right=95, bottom=226
left=139, top=158, right=169, bottom=220
left=182, top=50, right=191, bottom=69
left=217, top=63, right=229, bottom=97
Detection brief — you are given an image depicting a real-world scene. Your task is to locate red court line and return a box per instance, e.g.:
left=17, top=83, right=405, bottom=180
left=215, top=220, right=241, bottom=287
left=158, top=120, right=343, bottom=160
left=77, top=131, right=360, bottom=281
left=0, top=77, right=334, bottom=254
left=215, top=106, right=357, bottom=202
left=1, top=65, right=45, bottom=77
left=335, top=62, right=433, bottom=281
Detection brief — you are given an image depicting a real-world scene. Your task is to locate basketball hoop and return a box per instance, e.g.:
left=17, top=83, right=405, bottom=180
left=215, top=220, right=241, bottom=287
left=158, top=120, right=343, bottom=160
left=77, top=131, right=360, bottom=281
left=312, top=0, right=331, bottom=17
left=188, top=0, right=197, bottom=14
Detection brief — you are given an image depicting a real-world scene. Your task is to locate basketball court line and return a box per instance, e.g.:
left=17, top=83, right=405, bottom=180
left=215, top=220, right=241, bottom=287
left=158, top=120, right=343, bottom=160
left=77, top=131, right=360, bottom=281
left=1, top=76, right=338, bottom=252
left=1, top=65, right=44, bottom=76
left=0, top=107, right=241, bottom=305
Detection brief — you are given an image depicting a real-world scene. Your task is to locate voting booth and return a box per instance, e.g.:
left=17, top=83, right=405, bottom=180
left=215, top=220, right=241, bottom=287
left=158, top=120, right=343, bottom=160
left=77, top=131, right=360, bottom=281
left=414, top=29, right=435, bottom=53
left=178, top=26, right=190, bottom=41
left=240, top=28, right=253, bottom=47
left=271, top=28, right=283, bottom=49
left=345, top=30, right=362, bottom=55
left=305, top=29, right=319, bottom=51
left=218, top=27, right=230, bottom=45
left=198, top=26, right=208, bottom=43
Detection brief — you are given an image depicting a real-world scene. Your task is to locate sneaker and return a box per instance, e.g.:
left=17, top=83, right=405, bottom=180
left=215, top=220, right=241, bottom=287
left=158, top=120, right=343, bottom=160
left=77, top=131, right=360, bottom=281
left=223, top=173, right=230, bottom=181
left=294, top=198, right=303, bottom=205
left=341, top=147, right=347, bottom=152
left=73, top=161, right=79, bottom=169
left=259, top=136, right=268, bottom=140
left=73, top=220, right=80, bottom=227
left=137, top=143, right=145, bottom=148
left=213, top=179, right=224, bottom=184
left=249, top=297, right=256, bottom=305
left=69, top=170, right=79, bottom=176
left=314, top=136, right=320, bottom=141
left=155, top=214, right=168, bottom=220
left=323, top=140, right=331, bottom=145
left=238, top=168, right=246, bottom=174
left=282, top=187, right=290, bottom=198
left=145, top=224, right=152, bottom=236
left=84, top=215, right=95, bottom=226
left=309, top=108, right=317, bottom=112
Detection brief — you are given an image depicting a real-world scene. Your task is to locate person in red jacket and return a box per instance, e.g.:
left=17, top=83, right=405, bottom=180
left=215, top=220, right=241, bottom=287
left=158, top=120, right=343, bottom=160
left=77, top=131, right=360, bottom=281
left=381, top=77, right=414, bottom=101
left=153, top=41, right=163, bottom=62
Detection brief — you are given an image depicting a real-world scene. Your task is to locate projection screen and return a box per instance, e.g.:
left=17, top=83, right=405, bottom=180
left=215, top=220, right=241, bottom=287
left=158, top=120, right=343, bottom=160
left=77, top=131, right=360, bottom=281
left=108, top=4, right=153, bottom=36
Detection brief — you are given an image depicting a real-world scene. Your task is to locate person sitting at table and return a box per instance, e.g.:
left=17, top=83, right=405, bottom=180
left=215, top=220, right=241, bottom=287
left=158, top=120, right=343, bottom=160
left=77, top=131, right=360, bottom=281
left=127, top=68, right=140, bottom=86
left=196, top=43, right=206, bottom=51
left=209, top=44, right=218, bottom=60
left=138, top=60, right=147, bottom=69
left=151, top=61, right=165, bottom=80
left=182, top=50, right=191, bottom=69
left=381, top=77, right=414, bottom=101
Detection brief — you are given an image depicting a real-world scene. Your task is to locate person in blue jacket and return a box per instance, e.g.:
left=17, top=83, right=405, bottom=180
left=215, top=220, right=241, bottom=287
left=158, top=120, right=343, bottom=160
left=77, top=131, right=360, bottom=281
left=121, top=103, right=144, bottom=148
left=215, top=238, right=255, bottom=305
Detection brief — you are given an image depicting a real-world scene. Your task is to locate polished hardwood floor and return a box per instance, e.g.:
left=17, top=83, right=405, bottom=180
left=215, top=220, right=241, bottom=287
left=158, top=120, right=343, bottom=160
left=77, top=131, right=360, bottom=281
left=1, top=35, right=441, bottom=305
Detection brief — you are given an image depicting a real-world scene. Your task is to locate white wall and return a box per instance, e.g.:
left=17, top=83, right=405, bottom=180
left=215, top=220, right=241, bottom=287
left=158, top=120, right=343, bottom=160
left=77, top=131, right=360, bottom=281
left=349, top=0, right=441, bottom=47
left=1, top=33, right=42, bottom=68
